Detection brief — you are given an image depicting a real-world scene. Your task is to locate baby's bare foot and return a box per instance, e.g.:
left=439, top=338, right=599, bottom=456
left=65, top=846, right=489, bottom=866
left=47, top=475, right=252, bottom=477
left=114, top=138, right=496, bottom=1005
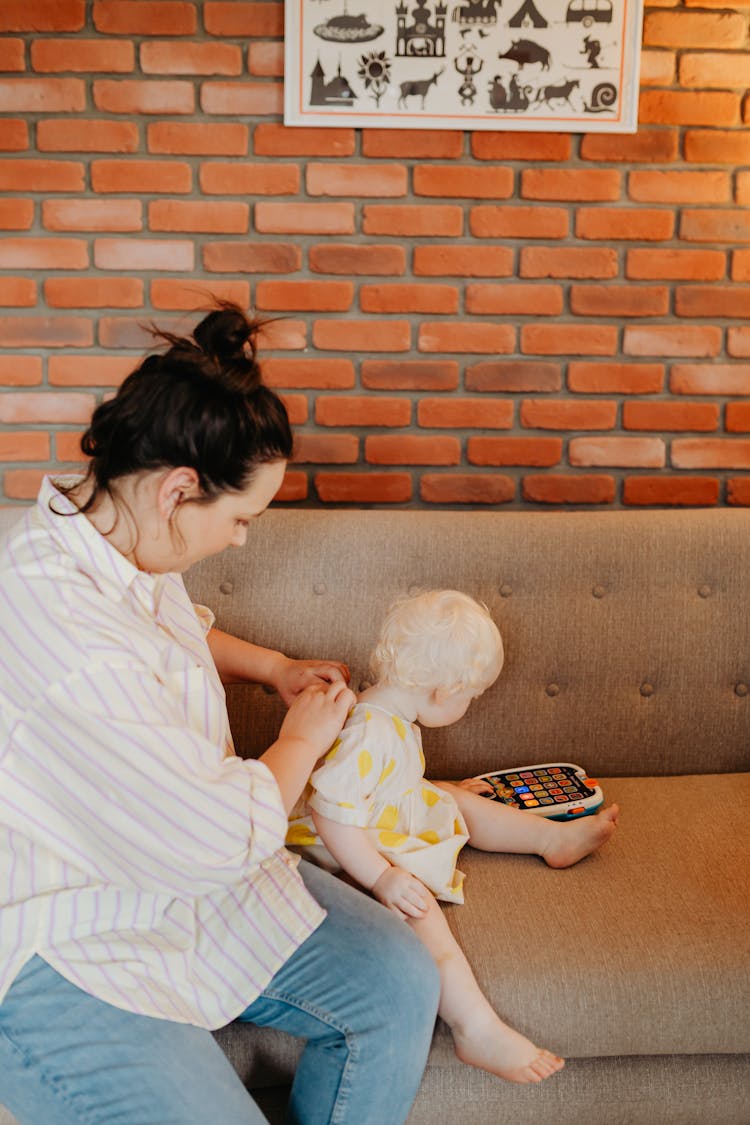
left=452, top=1012, right=565, bottom=1083
left=542, top=804, right=619, bottom=869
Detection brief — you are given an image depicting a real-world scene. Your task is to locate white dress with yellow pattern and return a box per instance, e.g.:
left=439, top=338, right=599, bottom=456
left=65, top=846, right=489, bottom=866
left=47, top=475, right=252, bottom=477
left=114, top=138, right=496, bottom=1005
left=287, top=702, right=469, bottom=903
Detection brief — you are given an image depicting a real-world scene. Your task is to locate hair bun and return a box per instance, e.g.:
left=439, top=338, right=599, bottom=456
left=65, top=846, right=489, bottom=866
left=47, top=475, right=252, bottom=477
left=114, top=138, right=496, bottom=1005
left=193, top=303, right=257, bottom=365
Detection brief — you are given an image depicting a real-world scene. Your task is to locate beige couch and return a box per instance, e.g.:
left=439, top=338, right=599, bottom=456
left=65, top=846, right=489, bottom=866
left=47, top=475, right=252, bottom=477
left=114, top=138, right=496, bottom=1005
left=1, top=507, right=749, bottom=1124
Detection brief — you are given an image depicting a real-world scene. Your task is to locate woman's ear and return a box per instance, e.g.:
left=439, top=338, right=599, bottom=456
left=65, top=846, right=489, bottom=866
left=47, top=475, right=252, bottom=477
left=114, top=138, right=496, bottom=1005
left=157, top=467, right=200, bottom=519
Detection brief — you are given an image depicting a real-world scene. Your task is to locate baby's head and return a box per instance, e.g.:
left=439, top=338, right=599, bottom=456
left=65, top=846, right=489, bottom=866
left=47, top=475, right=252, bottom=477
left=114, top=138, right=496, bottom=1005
left=369, top=589, right=503, bottom=725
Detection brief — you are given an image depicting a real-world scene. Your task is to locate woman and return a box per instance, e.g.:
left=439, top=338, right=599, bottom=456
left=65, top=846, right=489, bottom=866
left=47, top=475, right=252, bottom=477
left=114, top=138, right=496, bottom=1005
left=0, top=304, right=439, bottom=1125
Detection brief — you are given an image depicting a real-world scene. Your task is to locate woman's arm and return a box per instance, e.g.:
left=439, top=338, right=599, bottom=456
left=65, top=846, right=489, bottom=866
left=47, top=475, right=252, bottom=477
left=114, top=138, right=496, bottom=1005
left=206, top=627, right=349, bottom=705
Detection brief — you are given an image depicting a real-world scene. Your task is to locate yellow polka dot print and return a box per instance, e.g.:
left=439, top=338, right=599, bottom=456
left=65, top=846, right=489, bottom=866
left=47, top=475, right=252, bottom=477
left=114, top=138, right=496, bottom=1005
left=358, top=750, right=373, bottom=778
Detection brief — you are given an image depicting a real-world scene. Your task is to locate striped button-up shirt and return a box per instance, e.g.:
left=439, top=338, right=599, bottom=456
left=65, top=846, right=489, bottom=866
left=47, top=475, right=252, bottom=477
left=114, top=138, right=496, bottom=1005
left=0, top=477, right=325, bottom=1029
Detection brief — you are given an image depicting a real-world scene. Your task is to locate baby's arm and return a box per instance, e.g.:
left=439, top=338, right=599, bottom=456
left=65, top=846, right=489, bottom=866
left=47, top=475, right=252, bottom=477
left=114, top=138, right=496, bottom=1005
left=311, top=811, right=430, bottom=921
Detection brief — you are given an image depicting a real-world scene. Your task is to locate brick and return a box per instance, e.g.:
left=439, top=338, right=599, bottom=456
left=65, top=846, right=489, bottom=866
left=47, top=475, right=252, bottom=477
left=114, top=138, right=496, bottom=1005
left=315, top=472, right=412, bottom=504
left=55, top=432, right=87, bottom=462
left=676, top=286, right=750, bottom=319
left=413, top=165, right=513, bottom=199
left=685, top=130, right=750, bottom=165
left=738, top=177, right=750, bottom=208
left=149, top=200, right=248, bottom=233
left=0, top=432, right=49, bottom=461
left=315, top=396, right=411, bottom=428
left=0, top=200, right=34, bottom=230
left=0, top=277, right=36, bottom=306
left=201, top=82, right=282, bottom=117
left=623, top=401, right=719, bottom=432
left=256, top=280, right=354, bottom=312
left=363, top=205, right=463, bottom=238
left=44, top=277, right=143, bottom=308
left=148, top=122, right=247, bottom=156
left=94, top=79, right=194, bottom=115
left=568, top=362, right=663, bottom=395
left=580, top=130, right=679, bottom=164
left=0, top=237, right=87, bottom=270
left=0, top=356, right=43, bottom=386
left=31, top=38, right=134, bottom=72
left=471, top=133, right=571, bottom=162
left=248, top=42, right=284, bottom=78
left=203, top=242, right=301, bottom=274
left=639, top=50, right=676, bottom=87
left=521, top=400, right=617, bottom=430
left=200, top=161, right=298, bottom=195
left=576, top=208, right=674, bottom=241
left=0, top=391, right=95, bottom=423
left=313, top=320, right=410, bottom=353
left=466, top=361, right=561, bottom=393
left=522, top=474, right=615, bottom=504
left=470, top=206, right=567, bottom=239
left=465, top=283, right=562, bottom=317
left=150, top=279, right=250, bottom=311
left=420, top=473, right=515, bottom=505
left=639, top=90, right=739, bottom=128
left=732, top=250, right=750, bottom=281
left=520, top=247, right=618, bottom=279
left=728, top=328, right=750, bottom=358
left=671, top=364, right=750, bottom=396
left=253, top=123, right=355, bottom=157
left=521, top=325, right=617, bottom=356
left=360, top=284, right=458, bottom=315
left=728, top=478, right=750, bottom=506
left=681, top=210, right=750, bottom=243
left=275, top=470, right=308, bottom=503
left=624, top=476, right=719, bottom=506
left=628, top=170, right=729, bottom=205
left=644, top=10, right=746, bottom=47
left=48, top=355, right=136, bottom=386
left=468, top=436, right=561, bottom=466
left=141, top=41, right=241, bottom=75
left=570, top=285, right=669, bottom=317
left=569, top=437, right=665, bottom=468
left=413, top=245, right=513, bottom=278
left=418, top=323, right=515, bottom=354
left=1, top=2, right=84, bottom=31
left=308, top=163, right=407, bottom=198
left=91, top=159, right=191, bottom=194
left=624, top=326, right=721, bottom=358
left=363, top=130, right=464, bottom=159
left=292, top=434, right=358, bottom=464
left=98, top=317, right=168, bottom=349
left=418, top=398, right=513, bottom=429
left=680, top=51, right=750, bottom=89
left=726, top=403, right=750, bottom=432
left=626, top=248, right=726, bottom=281
left=256, top=202, right=354, bottom=236
left=37, top=119, right=139, bottom=153
left=0, top=77, right=83, bottom=113
left=0, top=120, right=28, bottom=151
left=256, top=319, right=306, bottom=351
left=0, top=159, right=83, bottom=192
left=0, top=40, right=25, bottom=71
left=3, top=469, right=48, bottom=500
left=361, top=361, right=458, bottom=392
left=365, top=435, right=460, bottom=466
left=521, top=169, right=620, bottom=202
left=94, top=238, right=193, bottom=271
left=672, top=439, right=750, bottom=469
left=43, top=198, right=142, bottom=232
left=204, top=2, right=283, bottom=37
left=93, top=1, right=196, bottom=35
left=309, top=244, right=405, bottom=276
left=263, top=358, right=355, bottom=390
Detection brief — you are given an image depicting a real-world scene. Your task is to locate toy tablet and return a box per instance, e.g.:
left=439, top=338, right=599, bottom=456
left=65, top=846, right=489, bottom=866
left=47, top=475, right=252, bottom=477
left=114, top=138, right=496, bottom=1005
left=473, top=762, right=603, bottom=821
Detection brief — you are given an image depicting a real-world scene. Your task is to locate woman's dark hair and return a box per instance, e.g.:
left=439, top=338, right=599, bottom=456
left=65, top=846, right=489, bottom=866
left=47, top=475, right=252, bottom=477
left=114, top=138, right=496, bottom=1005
left=58, top=302, right=292, bottom=515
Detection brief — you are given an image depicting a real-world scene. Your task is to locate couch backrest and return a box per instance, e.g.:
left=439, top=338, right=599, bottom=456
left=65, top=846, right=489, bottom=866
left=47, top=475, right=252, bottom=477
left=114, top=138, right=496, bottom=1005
left=3, top=506, right=748, bottom=778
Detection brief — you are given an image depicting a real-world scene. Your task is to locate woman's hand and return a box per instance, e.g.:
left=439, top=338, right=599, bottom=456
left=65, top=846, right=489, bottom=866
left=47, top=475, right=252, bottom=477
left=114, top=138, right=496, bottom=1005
left=271, top=655, right=351, bottom=707
left=278, top=679, right=356, bottom=759
left=372, top=866, right=430, bottom=921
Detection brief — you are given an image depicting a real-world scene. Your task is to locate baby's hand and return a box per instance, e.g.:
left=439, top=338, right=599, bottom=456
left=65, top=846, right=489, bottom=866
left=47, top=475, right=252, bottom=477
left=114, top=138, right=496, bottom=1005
left=279, top=680, right=356, bottom=758
left=372, top=866, right=430, bottom=920
left=456, top=776, right=494, bottom=796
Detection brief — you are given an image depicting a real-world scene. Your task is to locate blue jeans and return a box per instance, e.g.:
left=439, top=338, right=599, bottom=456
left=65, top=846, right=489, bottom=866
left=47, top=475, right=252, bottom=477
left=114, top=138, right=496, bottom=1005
left=0, top=862, right=439, bottom=1125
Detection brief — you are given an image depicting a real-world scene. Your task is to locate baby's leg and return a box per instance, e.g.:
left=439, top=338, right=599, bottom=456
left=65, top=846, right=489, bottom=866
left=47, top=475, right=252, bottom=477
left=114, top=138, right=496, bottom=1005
left=408, top=895, right=564, bottom=1084
left=436, top=782, right=619, bottom=868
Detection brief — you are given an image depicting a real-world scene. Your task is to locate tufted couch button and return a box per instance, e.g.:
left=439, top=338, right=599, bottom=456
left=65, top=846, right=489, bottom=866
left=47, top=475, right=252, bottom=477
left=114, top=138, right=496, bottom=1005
left=499, top=584, right=513, bottom=598
left=219, top=581, right=234, bottom=595
left=546, top=683, right=560, bottom=697
left=313, top=582, right=327, bottom=595
left=735, top=682, right=749, bottom=697
left=640, top=682, right=654, bottom=697
left=592, top=584, right=606, bottom=598
left=698, top=585, right=712, bottom=598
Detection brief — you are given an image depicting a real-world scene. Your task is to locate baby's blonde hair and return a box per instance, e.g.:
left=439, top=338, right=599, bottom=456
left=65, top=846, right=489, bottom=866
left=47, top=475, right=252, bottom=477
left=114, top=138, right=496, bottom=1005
left=369, top=589, right=504, bottom=696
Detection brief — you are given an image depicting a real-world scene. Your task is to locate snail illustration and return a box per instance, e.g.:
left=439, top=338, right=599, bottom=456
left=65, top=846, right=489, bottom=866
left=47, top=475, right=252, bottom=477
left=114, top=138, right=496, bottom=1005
left=583, top=81, right=617, bottom=113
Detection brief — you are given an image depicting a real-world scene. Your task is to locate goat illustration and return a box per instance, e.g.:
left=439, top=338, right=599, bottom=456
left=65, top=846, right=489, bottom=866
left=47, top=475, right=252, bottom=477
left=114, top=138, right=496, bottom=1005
left=398, top=68, right=444, bottom=109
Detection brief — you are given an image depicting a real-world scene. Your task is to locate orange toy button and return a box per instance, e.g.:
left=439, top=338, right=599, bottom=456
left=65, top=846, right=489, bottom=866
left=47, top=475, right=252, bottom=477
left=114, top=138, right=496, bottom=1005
left=569, top=807, right=585, bottom=815
left=583, top=779, right=598, bottom=787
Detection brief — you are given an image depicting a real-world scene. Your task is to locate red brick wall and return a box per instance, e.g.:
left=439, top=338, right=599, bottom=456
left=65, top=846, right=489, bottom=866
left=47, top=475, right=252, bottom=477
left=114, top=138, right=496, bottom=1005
left=1, top=0, right=749, bottom=508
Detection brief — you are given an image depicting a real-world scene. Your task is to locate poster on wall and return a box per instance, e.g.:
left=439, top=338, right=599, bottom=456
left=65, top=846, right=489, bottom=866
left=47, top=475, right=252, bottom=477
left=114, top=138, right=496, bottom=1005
left=283, top=0, right=644, bottom=132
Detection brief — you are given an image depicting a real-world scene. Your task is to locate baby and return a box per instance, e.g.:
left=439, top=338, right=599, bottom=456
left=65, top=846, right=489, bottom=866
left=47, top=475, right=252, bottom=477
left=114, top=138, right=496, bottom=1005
left=288, top=589, right=619, bottom=1084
